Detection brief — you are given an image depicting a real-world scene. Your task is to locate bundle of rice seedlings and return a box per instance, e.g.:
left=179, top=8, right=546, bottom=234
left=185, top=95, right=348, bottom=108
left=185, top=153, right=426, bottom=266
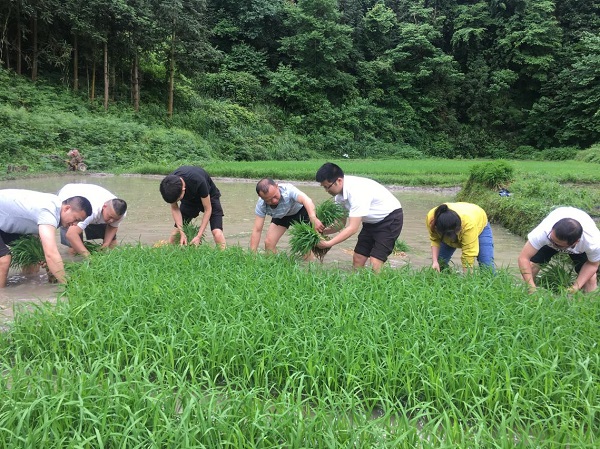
left=288, top=200, right=346, bottom=261
left=9, top=235, right=45, bottom=269
left=315, top=199, right=348, bottom=228
left=536, top=253, right=576, bottom=293
left=8, top=235, right=58, bottom=282
left=83, top=240, right=102, bottom=252
left=288, top=221, right=330, bottom=261
left=182, top=222, right=205, bottom=244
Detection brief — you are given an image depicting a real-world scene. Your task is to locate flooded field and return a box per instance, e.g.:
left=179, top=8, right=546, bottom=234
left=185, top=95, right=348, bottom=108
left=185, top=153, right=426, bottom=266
left=0, top=173, right=526, bottom=321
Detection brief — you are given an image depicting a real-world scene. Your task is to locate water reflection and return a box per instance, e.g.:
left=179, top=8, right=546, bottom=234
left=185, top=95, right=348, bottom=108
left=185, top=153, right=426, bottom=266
left=0, top=173, right=525, bottom=304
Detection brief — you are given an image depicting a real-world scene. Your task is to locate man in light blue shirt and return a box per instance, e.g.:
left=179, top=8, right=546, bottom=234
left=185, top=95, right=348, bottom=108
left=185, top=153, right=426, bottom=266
left=250, top=178, right=324, bottom=253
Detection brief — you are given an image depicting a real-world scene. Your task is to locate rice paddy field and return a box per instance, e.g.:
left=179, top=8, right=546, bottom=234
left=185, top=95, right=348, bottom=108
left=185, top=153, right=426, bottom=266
left=1, top=245, right=598, bottom=447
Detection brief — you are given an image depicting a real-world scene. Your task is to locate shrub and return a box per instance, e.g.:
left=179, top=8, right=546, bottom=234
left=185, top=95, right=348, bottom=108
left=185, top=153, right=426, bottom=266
left=467, top=160, right=514, bottom=189
left=574, top=144, right=600, bottom=164
left=535, top=146, right=578, bottom=161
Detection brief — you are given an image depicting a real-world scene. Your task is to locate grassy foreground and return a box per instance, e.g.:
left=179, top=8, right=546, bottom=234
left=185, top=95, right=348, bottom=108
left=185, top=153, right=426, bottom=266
left=1, top=245, right=598, bottom=447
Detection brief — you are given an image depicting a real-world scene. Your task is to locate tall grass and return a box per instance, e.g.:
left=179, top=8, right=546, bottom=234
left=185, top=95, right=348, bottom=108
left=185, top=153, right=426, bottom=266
left=0, top=245, right=598, bottom=447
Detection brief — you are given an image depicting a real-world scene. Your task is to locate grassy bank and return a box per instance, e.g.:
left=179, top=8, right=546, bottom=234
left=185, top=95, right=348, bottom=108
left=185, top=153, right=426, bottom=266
left=0, top=245, right=597, bottom=447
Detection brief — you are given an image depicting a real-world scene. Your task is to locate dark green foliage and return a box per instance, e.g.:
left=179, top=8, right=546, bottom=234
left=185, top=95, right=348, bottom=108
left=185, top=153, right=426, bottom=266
left=467, top=160, right=515, bottom=189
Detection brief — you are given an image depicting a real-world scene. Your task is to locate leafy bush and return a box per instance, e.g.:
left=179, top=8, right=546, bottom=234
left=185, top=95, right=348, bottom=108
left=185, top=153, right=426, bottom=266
left=574, top=144, right=600, bottom=164
left=466, top=160, right=514, bottom=189
left=535, top=146, right=578, bottom=161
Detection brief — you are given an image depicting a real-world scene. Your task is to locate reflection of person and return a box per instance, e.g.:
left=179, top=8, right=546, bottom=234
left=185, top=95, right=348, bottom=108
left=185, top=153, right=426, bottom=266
left=426, top=202, right=495, bottom=272
left=518, top=207, right=600, bottom=294
left=159, top=166, right=226, bottom=248
left=57, top=183, right=128, bottom=256
left=250, top=178, right=324, bottom=253
left=0, top=189, right=92, bottom=287
left=67, top=148, right=83, bottom=170
left=315, top=162, right=403, bottom=272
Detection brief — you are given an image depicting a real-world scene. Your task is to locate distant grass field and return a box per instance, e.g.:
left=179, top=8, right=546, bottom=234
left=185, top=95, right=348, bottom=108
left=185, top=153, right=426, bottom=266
left=126, top=159, right=600, bottom=187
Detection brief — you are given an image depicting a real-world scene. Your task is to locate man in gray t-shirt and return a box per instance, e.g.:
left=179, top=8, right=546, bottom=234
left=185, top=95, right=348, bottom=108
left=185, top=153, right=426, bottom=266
left=0, top=189, right=92, bottom=287
left=250, top=178, right=324, bottom=253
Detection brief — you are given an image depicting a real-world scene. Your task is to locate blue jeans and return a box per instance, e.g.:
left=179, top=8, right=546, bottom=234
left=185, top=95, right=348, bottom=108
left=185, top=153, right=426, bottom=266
left=439, top=223, right=495, bottom=272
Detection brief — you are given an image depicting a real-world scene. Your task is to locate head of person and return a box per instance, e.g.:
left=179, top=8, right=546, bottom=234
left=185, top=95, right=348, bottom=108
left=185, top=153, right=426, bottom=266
left=432, top=204, right=461, bottom=242
left=61, top=196, right=93, bottom=228
left=102, top=199, right=128, bottom=224
left=256, top=178, right=281, bottom=208
left=316, top=162, right=344, bottom=196
left=68, top=148, right=80, bottom=158
left=159, top=175, right=184, bottom=204
left=550, top=218, right=582, bottom=247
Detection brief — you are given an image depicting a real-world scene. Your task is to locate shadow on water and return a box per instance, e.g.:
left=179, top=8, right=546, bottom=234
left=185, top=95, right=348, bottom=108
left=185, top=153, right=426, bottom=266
left=0, top=173, right=525, bottom=321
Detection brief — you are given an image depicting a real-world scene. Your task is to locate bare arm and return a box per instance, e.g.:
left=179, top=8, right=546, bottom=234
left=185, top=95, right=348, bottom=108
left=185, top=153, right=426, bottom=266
left=296, top=193, right=324, bottom=233
left=170, top=202, right=187, bottom=245
left=317, top=216, right=362, bottom=249
left=518, top=242, right=538, bottom=292
left=66, top=226, right=90, bottom=257
left=249, top=215, right=266, bottom=251
left=570, top=260, right=600, bottom=293
left=191, top=196, right=212, bottom=245
left=431, top=245, right=441, bottom=272
left=39, top=224, right=66, bottom=283
left=102, top=225, right=119, bottom=249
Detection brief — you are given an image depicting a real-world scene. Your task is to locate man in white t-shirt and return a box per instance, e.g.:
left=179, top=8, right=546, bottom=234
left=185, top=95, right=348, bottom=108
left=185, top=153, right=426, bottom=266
left=315, top=162, right=403, bottom=272
left=0, top=189, right=92, bottom=287
left=57, top=184, right=127, bottom=256
left=250, top=178, right=324, bottom=253
left=518, top=207, right=600, bottom=293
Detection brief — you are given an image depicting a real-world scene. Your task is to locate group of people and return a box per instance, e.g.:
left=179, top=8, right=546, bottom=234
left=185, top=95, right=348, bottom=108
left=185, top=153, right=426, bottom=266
left=1, top=162, right=598, bottom=294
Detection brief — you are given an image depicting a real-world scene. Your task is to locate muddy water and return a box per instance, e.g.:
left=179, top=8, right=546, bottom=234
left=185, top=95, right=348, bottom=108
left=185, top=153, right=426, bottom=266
left=0, top=174, right=525, bottom=323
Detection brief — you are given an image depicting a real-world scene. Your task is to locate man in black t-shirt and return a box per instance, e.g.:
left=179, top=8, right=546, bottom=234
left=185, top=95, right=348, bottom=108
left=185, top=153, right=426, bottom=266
left=159, top=166, right=226, bottom=249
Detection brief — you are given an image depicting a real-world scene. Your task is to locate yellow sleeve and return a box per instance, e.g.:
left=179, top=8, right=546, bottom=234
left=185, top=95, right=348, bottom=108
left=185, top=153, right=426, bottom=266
left=426, top=208, right=441, bottom=247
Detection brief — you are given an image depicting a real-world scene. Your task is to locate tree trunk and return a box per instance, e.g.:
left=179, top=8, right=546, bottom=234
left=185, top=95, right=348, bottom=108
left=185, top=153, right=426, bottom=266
left=73, top=33, right=78, bottom=91
left=103, top=40, right=108, bottom=111
left=167, top=31, right=175, bottom=118
left=31, top=16, right=38, bottom=81
left=132, top=52, right=140, bottom=112
left=91, top=60, right=96, bottom=103
left=16, top=4, right=22, bottom=74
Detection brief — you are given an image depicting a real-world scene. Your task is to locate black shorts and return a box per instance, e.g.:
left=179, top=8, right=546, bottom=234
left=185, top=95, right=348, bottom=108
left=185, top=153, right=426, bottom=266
left=0, top=230, right=23, bottom=257
left=271, top=206, right=310, bottom=228
left=354, top=208, right=403, bottom=262
left=531, top=245, right=589, bottom=273
left=60, top=224, right=116, bottom=246
left=179, top=198, right=225, bottom=231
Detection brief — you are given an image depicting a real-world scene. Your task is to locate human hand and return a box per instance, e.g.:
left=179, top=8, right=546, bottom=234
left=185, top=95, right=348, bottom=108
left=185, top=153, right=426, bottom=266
left=313, top=218, right=325, bottom=233
left=190, top=235, right=203, bottom=246
left=316, top=239, right=331, bottom=249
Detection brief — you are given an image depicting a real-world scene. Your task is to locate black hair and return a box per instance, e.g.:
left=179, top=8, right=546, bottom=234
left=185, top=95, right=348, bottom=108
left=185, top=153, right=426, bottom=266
left=63, top=196, right=93, bottom=217
left=432, top=204, right=461, bottom=240
left=159, top=175, right=183, bottom=203
left=316, top=162, right=344, bottom=183
left=552, top=218, right=583, bottom=245
left=110, top=198, right=128, bottom=216
left=256, top=178, right=276, bottom=195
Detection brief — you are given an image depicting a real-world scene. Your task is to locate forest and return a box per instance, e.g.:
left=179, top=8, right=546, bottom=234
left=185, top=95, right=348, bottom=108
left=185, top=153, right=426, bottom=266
left=1, top=0, right=599, bottom=160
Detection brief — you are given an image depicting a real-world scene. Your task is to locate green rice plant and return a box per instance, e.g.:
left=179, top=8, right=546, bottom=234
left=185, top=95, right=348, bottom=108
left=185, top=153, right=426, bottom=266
left=0, top=246, right=598, bottom=446
left=288, top=221, right=330, bottom=261
left=315, top=199, right=348, bottom=228
left=83, top=240, right=102, bottom=252
left=8, top=235, right=45, bottom=268
left=393, top=239, right=410, bottom=254
left=536, top=253, right=576, bottom=293
left=288, top=199, right=345, bottom=261
left=182, top=222, right=205, bottom=244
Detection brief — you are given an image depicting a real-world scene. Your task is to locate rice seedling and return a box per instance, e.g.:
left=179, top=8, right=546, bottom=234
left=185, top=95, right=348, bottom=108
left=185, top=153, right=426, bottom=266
left=83, top=240, right=102, bottom=252
left=315, top=199, right=348, bottom=228
left=289, top=199, right=347, bottom=261
left=182, top=222, right=205, bottom=244
left=8, top=235, right=45, bottom=269
left=0, top=246, right=598, bottom=447
left=536, top=253, right=576, bottom=294
left=393, top=239, right=410, bottom=254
